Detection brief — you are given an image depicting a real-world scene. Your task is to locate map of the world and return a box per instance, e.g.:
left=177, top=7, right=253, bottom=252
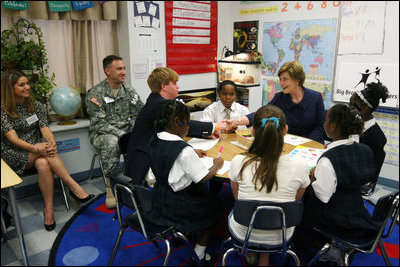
left=262, top=19, right=337, bottom=82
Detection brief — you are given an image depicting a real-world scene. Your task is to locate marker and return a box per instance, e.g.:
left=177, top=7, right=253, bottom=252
left=217, top=145, right=224, bottom=158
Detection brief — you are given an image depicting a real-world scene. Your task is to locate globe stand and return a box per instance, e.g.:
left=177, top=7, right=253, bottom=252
left=56, top=114, right=77, bottom=126
left=57, top=120, right=77, bottom=126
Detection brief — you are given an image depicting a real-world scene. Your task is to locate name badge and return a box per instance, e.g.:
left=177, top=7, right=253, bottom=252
left=26, top=114, right=39, bottom=125
left=104, top=97, right=115, bottom=104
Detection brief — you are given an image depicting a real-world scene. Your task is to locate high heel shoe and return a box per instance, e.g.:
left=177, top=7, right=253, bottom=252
left=69, top=189, right=95, bottom=204
left=43, top=207, right=56, bottom=231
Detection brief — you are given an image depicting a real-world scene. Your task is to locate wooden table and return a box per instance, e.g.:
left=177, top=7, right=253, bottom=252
left=187, top=133, right=325, bottom=179
left=1, top=159, right=29, bottom=266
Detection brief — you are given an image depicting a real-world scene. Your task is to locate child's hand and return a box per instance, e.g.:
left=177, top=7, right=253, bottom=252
left=195, top=149, right=207, bottom=158
left=213, top=157, right=224, bottom=170
left=309, top=167, right=316, bottom=183
left=208, top=131, right=220, bottom=140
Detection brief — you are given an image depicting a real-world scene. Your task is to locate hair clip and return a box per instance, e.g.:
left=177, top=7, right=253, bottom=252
left=261, top=117, right=280, bottom=128
left=175, top=98, right=185, bottom=104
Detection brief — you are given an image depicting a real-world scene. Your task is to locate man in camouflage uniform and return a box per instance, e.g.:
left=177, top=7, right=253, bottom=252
left=86, top=55, right=143, bottom=208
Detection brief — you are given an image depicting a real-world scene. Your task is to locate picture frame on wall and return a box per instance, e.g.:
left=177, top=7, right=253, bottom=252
left=178, top=88, right=216, bottom=112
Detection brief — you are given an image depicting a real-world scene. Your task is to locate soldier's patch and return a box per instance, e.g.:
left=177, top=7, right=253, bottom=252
left=90, top=97, right=101, bottom=106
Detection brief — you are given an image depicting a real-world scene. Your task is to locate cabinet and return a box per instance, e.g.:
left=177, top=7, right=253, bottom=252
left=217, top=53, right=262, bottom=112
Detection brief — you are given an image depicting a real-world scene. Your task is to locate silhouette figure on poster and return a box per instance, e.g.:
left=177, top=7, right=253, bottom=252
left=354, top=69, right=371, bottom=89
left=374, top=66, right=382, bottom=79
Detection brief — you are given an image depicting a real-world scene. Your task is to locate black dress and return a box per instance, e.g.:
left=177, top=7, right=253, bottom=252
left=1, top=101, right=49, bottom=175
left=144, top=136, right=221, bottom=233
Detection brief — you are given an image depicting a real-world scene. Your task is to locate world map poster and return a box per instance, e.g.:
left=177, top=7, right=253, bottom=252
left=262, top=77, right=332, bottom=110
left=262, top=19, right=337, bottom=82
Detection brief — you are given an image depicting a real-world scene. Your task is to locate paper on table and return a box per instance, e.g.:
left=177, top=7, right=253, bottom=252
left=284, top=134, right=312, bottom=146
left=187, top=137, right=219, bottom=151
left=230, top=140, right=249, bottom=150
left=199, top=156, right=231, bottom=175
left=287, top=145, right=325, bottom=169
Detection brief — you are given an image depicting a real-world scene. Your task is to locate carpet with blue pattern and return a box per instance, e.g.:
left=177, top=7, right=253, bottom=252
left=49, top=184, right=398, bottom=266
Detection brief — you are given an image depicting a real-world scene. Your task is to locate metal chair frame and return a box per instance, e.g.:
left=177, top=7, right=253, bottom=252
left=107, top=180, right=201, bottom=266
left=307, top=190, right=399, bottom=266
left=21, top=169, right=70, bottom=211
left=222, top=200, right=303, bottom=266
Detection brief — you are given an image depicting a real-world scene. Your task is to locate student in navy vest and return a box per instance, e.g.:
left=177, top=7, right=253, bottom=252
left=292, top=104, right=379, bottom=263
left=349, top=81, right=389, bottom=185
left=124, top=67, right=227, bottom=184
left=225, top=61, right=325, bottom=144
left=145, top=99, right=224, bottom=265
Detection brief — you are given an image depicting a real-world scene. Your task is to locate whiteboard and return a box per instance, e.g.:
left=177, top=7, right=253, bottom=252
left=338, top=1, right=386, bottom=55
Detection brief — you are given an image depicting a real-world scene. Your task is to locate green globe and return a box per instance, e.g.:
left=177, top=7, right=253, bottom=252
left=49, top=87, right=81, bottom=117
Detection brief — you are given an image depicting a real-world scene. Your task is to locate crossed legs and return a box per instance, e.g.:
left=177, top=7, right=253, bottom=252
left=27, top=153, right=90, bottom=225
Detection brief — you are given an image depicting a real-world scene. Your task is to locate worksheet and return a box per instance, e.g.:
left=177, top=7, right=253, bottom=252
left=199, top=156, right=231, bottom=175
left=187, top=137, right=219, bottom=151
left=287, top=145, right=326, bottom=168
left=284, top=134, right=312, bottom=146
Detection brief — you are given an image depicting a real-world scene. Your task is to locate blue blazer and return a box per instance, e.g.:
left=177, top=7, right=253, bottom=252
left=124, top=93, right=214, bottom=183
left=247, top=87, right=325, bottom=144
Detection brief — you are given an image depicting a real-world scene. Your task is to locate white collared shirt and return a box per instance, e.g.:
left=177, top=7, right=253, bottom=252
left=349, top=117, right=376, bottom=143
left=313, top=138, right=355, bottom=203
left=200, top=101, right=249, bottom=123
left=146, top=131, right=210, bottom=192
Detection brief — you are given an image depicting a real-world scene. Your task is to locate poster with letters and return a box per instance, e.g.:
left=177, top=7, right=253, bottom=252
left=334, top=62, right=399, bottom=109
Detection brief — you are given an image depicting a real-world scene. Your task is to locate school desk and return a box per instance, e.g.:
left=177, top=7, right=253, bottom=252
left=186, top=132, right=325, bottom=180
left=1, top=159, right=29, bottom=266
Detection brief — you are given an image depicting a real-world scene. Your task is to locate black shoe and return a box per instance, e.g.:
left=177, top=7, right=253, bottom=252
left=170, top=237, right=186, bottom=247
left=201, top=253, right=219, bottom=266
left=43, top=207, right=56, bottom=231
left=69, top=190, right=95, bottom=204
left=188, top=253, right=219, bottom=266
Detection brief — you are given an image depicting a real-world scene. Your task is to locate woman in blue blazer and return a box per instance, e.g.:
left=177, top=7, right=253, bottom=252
left=226, top=61, right=325, bottom=144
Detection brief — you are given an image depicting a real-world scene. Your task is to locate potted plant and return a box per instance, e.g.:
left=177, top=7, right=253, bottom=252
left=1, top=18, right=56, bottom=104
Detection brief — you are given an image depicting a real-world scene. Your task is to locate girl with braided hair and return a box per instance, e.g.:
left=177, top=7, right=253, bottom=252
left=145, top=99, right=224, bottom=265
left=349, top=81, right=389, bottom=184
left=293, top=104, right=380, bottom=263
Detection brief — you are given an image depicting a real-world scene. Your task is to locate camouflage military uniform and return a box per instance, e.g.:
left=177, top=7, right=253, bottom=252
left=86, top=79, right=144, bottom=176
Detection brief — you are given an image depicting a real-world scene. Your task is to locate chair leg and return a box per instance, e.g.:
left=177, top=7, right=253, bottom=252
left=174, top=231, right=202, bottom=266
left=1, top=212, right=8, bottom=240
left=287, top=249, right=301, bottom=266
left=88, top=152, right=98, bottom=181
left=97, top=155, right=108, bottom=187
left=152, top=240, right=162, bottom=251
left=378, top=238, right=392, bottom=266
left=222, top=247, right=236, bottom=266
left=306, top=242, right=331, bottom=266
left=59, top=179, right=70, bottom=211
left=108, top=226, right=127, bottom=266
left=161, top=239, right=171, bottom=266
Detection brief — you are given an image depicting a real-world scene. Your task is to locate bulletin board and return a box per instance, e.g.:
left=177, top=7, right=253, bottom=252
left=165, top=1, right=218, bottom=75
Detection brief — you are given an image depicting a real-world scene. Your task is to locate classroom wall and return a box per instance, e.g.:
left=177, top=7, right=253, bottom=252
left=117, top=1, right=218, bottom=107
left=118, top=1, right=399, bottom=184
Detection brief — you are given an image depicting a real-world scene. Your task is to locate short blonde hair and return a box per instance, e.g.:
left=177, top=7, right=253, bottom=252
left=278, top=61, right=305, bottom=86
left=147, top=67, right=179, bottom=93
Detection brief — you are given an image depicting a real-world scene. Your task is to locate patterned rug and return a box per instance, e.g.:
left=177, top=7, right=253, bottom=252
left=49, top=184, right=399, bottom=266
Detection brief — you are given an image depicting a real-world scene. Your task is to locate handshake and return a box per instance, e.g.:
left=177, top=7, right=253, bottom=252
left=214, top=116, right=250, bottom=134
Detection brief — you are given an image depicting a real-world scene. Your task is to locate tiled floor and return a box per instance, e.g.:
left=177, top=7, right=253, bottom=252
left=1, top=177, right=398, bottom=266
left=1, top=176, right=106, bottom=266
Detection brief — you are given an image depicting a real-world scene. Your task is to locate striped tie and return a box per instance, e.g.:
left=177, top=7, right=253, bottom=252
left=224, top=108, right=232, bottom=119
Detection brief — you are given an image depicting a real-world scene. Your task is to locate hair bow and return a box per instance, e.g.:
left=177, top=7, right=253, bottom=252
left=260, top=117, right=280, bottom=128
